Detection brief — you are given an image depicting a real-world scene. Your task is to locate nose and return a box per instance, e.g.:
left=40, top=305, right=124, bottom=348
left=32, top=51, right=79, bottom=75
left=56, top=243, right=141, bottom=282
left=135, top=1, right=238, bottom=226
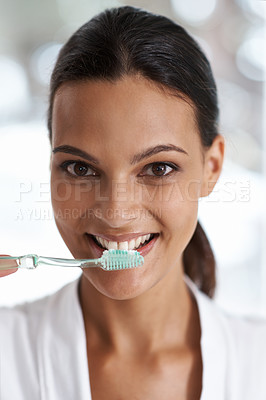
left=92, top=178, right=140, bottom=227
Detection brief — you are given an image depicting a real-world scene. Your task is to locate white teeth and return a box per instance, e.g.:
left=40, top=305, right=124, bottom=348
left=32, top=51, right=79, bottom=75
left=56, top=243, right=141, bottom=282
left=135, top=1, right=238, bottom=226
left=134, top=236, right=142, bottom=249
left=118, top=241, right=129, bottom=250
left=143, top=234, right=151, bottom=243
left=94, top=233, right=153, bottom=251
left=108, top=241, right=118, bottom=250
left=128, top=239, right=136, bottom=250
left=97, top=237, right=105, bottom=248
left=103, top=239, right=109, bottom=249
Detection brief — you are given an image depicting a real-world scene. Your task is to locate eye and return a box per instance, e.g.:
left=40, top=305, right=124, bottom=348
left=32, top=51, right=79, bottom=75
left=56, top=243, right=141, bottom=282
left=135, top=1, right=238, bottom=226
left=59, top=160, right=99, bottom=178
left=140, top=162, right=180, bottom=178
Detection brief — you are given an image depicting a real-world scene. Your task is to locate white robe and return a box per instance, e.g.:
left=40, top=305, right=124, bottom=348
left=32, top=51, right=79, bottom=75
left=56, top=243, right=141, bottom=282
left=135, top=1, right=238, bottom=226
left=0, top=277, right=266, bottom=399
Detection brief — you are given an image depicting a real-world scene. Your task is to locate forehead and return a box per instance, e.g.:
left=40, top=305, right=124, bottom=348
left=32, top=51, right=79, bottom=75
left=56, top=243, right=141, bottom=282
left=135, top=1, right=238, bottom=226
left=51, top=76, right=200, bottom=153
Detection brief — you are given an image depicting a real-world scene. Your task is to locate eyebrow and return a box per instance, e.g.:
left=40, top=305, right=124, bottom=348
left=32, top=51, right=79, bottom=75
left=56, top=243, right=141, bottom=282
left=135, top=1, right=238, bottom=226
left=52, top=143, right=188, bottom=165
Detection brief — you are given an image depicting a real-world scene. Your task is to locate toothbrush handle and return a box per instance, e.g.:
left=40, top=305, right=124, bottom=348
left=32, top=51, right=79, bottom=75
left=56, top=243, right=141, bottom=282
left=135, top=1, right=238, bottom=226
left=36, top=256, right=101, bottom=268
left=0, top=255, right=102, bottom=270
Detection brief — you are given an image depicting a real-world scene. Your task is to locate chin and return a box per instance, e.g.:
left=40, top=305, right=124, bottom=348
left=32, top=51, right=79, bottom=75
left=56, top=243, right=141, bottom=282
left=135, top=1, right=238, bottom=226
left=81, top=267, right=152, bottom=300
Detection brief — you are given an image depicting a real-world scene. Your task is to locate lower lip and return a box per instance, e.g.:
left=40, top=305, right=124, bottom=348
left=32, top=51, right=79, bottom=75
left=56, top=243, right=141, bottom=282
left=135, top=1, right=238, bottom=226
left=85, top=234, right=159, bottom=259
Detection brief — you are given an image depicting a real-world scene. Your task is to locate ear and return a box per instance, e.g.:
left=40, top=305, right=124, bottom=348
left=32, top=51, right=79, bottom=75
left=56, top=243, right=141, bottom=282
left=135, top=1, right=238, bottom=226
left=49, top=153, right=52, bottom=171
left=200, top=134, right=225, bottom=198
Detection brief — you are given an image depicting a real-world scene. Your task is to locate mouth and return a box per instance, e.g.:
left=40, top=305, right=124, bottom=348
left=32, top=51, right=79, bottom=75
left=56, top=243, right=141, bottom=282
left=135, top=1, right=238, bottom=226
left=85, top=232, right=159, bottom=258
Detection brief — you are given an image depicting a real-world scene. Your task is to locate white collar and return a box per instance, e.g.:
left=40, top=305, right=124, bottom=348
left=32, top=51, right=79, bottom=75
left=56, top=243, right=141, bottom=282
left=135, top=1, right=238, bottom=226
left=39, top=277, right=232, bottom=400
left=185, top=276, right=236, bottom=399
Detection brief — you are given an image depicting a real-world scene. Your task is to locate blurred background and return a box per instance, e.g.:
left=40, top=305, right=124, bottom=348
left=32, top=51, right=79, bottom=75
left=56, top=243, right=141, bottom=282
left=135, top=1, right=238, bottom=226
left=0, top=0, right=265, bottom=316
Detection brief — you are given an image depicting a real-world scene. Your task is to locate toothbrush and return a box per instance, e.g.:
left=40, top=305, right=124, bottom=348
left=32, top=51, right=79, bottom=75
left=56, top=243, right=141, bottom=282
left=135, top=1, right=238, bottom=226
left=0, top=249, right=144, bottom=271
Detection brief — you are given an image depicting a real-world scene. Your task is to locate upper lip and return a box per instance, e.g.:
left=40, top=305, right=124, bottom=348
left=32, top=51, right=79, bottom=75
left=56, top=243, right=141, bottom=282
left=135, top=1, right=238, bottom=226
left=87, top=232, right=157, bottom=242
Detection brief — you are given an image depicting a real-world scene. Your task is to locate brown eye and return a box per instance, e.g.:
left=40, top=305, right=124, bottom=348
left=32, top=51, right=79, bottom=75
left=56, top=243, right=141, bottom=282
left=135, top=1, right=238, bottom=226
left=151, top=163, right=168, bottom=176
left=141, top=162, right=179, bottom=178
left=72, top=163, right=89, bottom=176
left=60, top=160, right=99, bottom=178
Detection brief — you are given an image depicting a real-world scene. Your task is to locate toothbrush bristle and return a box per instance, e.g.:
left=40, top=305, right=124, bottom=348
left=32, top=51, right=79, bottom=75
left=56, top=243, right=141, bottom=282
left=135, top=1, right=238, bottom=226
left=101, top=249, right=144, bottom=271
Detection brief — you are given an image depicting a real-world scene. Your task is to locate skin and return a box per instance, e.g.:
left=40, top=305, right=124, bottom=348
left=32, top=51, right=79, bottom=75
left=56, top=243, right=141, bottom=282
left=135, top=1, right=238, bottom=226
left=50, top=75, right=224, bottom=399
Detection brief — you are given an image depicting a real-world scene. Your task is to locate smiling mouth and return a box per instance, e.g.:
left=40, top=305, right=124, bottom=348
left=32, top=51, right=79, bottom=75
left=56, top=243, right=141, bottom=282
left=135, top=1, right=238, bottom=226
left=86, top=233, right=159, bottom=250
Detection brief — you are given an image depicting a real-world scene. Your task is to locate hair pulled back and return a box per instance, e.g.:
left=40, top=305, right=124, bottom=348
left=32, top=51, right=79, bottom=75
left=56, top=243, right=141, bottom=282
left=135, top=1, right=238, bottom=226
left=48, top=6, right=218, bottom=297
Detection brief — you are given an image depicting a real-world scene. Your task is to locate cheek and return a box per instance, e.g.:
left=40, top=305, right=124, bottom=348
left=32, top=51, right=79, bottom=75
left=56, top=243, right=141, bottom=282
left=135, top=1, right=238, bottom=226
left=143, top=178, right=200, bottom=213
left=50, top=171, right=96, bottom=222
left=148, top=180, right=199, bottom=250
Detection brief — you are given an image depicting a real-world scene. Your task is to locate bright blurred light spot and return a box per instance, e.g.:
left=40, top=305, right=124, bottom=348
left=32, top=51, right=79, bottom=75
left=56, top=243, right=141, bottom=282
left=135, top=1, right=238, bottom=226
left=0, top=57, right=30, bottom=120
left=217, top=79, right=251, bottom=130
left=236, top=31, right=265, bottom=81
left=199, top=159, right=266, bottom=268
left=171, top=0, right=217, bottom=25
left=31, top=42, right=62, bottom=86
left=199, top=159, right=266, bottom=316
left=220, top=15, right=247, bottom=54
left=0, top=122, right=80, bottom=307
left=217, top=78, right=262, bottom=170
left=235, top=0, right=265, bottom=18
left=0, top=122, right=50, bottom=179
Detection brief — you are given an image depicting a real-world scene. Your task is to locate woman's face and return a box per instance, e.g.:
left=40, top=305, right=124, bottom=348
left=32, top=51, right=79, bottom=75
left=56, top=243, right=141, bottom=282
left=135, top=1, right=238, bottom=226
left=50, top=76, right=222, bottom=299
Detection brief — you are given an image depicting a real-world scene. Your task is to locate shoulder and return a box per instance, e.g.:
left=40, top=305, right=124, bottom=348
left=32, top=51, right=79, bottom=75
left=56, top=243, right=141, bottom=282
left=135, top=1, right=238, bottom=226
left=219, top=311, right=266, bottom=376
left=213, top=301, right=266, bottom=398
left=185, top=276, right=266, bottom=343
left=224, top=311, right=266, bottom=344
left=200, top=288, right=266, bottom=352
left=195, top=283, right=266, bottom=357
left=185, top=276, right=266, bottom=398
left=193, top=282, right=266, bottom=398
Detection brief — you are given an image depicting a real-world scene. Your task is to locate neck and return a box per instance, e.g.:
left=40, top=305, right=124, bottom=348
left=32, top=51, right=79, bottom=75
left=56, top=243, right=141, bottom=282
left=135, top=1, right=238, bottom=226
left=79, top=265, right=200, bottom=355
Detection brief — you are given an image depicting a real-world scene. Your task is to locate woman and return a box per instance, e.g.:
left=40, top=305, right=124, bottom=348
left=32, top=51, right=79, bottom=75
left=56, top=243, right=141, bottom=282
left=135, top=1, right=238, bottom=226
left=1, top=6, right=266, bottom=399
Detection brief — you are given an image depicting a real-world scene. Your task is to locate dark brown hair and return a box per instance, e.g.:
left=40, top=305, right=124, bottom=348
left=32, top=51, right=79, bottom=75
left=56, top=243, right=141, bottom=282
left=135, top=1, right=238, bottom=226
left=48, top=6, right=218, bottom=297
